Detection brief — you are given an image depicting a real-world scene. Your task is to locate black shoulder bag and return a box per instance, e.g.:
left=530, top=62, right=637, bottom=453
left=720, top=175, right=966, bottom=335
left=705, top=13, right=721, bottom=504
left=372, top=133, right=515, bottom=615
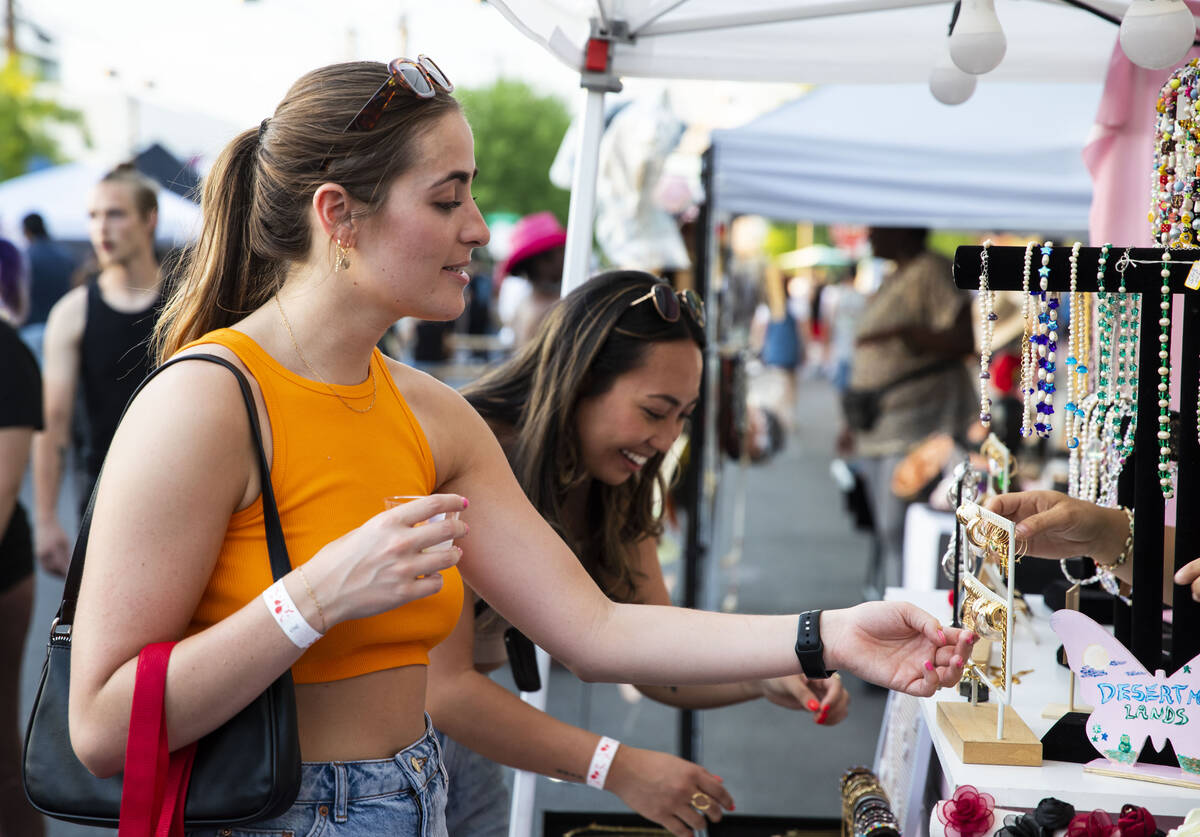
left=22, top=354, right=302, bottom=828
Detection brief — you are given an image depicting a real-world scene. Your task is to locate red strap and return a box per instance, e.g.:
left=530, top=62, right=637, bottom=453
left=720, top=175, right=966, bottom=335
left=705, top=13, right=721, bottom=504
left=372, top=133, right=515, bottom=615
left=118, top=642, right=196, bottom=837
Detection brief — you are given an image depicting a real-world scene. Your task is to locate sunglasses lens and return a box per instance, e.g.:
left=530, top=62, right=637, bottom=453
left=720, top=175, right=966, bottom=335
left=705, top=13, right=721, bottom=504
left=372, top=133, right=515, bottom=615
left=681, top=289, right=706, bottom=328
left=419, top=56, right=453, bottom=91
left=397, top=63, right=435, bottom=98
left=652, top=284, right=680, bottom=322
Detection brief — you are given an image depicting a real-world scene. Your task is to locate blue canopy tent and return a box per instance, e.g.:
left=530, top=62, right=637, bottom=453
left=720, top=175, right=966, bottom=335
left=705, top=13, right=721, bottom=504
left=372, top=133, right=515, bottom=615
left=710, top=82, right=1103, bottom=232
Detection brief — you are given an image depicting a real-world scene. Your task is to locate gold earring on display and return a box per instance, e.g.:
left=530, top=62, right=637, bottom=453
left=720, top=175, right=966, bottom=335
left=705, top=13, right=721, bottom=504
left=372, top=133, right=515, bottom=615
left=334, top=239, right=351, bottom=273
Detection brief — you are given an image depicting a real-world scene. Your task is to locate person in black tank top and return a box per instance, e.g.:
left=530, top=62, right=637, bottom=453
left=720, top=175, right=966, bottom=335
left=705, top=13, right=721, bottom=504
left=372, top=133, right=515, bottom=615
left=79, top=279, right=163, bottom=483
left=31, top=164, right=165, bottom=576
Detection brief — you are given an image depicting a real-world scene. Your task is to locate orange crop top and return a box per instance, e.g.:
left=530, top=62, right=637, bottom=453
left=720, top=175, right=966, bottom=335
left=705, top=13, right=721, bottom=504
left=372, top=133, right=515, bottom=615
left=182, top=328, right=463, bottom=683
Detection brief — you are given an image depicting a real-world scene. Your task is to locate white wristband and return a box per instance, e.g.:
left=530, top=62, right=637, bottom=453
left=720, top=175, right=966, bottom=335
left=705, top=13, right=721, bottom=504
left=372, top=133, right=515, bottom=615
left=262, top=579, right=323, bottom=649
left=586, top=736, right=620, bottom=789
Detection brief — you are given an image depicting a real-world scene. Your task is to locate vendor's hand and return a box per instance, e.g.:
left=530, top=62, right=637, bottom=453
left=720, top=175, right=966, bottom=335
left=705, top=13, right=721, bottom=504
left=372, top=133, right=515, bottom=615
left=822, top=602, right=973, bottom=698
left=604, top=746, right=733, bottom=837
left=757, top=673, right=850, bottom=725
left=985, top=490, right=1128, bottom=565
left=1175, top=558, right=1200, bottom=602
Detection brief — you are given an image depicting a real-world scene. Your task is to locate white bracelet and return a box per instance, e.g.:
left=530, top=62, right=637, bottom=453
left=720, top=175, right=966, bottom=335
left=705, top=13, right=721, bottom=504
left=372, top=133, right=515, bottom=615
left=262, top=579, right=324, bottom=649
left=586, top=736, right=620, bottom=789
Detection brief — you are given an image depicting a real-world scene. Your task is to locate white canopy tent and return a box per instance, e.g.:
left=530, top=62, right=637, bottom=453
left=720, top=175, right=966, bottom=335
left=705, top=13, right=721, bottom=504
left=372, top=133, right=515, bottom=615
left=0, top=161, right=201, bottom=246
left=489, top=0, right=1131, bottom=290
left=709, top=81, right=1102, bottom=231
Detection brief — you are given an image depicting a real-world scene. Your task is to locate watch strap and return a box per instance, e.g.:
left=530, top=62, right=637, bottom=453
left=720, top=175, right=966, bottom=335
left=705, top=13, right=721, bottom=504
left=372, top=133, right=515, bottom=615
left=795, top=609, right=834, bottom=679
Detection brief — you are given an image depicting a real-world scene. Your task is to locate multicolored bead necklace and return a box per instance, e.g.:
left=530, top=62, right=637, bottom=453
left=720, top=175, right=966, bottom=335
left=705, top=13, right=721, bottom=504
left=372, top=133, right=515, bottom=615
left=1151, top=58, right=1200, bottom=248
left=1033, top=242, right=1058, bottom=439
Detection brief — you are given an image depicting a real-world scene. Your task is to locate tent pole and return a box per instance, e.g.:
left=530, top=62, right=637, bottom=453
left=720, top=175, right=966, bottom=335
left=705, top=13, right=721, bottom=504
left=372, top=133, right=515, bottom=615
left=562, top=86, right=606, bottom=295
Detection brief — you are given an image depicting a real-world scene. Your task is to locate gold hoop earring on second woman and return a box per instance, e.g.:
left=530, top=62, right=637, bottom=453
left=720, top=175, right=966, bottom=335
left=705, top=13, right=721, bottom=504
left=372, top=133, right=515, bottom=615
left=334, top=239, right=351, bottom=273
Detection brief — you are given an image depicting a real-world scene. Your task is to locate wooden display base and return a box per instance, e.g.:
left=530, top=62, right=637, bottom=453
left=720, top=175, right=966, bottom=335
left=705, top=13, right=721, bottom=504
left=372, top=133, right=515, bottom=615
left=936, top=701, right=1043, bottom=766
left=1083, top=757, right=1200, bottom=790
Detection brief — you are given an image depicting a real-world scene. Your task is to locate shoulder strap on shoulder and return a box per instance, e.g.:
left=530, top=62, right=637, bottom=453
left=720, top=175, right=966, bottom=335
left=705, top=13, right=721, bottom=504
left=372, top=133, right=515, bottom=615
left=54, top=354, right=290, bottom=631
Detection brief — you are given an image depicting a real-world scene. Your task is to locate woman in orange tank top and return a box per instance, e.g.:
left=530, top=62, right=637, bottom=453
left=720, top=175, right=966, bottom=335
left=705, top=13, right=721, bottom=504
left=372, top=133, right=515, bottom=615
left=68, top=57, right=974, bottom=837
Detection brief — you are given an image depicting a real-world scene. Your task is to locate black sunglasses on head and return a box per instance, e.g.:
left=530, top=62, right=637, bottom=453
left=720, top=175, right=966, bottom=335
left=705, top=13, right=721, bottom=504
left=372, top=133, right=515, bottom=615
left=629, top=283, right=706, bottom=330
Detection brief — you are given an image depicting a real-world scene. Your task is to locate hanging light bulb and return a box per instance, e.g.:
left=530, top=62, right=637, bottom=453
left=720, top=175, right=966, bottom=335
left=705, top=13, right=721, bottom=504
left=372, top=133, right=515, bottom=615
left=949, top=0, right=1007, bottom=75
left=1119, top=0, right=1195, bottom=70
left=931, top=38, right=978, bottom=104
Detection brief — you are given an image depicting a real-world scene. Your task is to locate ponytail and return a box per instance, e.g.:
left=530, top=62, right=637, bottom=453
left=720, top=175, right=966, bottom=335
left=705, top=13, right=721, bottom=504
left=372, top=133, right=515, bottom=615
left=154, top=129, right=275, bottom=362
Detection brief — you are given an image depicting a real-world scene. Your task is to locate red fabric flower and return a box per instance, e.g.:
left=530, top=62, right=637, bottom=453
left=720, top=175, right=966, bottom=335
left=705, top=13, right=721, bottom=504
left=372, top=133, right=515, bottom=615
left=936, top=785, right=995, bottom=837
left=1116, top=804, right=1156, bottom=837
left=1067, top=810, right=1116, bottom=837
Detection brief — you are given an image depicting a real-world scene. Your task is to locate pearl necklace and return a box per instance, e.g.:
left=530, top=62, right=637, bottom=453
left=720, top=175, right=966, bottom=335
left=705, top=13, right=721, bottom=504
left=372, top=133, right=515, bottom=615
left=1064, top=242, right=1088, bottom=489
left=977, top=240, right=996, bottom=429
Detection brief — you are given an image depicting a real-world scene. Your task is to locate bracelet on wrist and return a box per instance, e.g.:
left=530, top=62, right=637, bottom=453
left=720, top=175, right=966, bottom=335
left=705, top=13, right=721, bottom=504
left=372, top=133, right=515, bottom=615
left=586, top=736, right=620, bottom=789
left=1059, top=506, right=1133, bottom=593
left=262, top=579, right=324, bottom=649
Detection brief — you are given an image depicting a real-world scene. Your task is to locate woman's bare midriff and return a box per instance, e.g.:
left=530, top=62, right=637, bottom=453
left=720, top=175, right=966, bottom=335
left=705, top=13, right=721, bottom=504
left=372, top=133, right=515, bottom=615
left=295, top=665, right=429, bottom=761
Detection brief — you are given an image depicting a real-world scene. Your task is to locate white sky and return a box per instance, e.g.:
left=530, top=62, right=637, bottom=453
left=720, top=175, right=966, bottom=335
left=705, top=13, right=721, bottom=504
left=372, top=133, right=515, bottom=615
left=28, top=0, right=801, bottom=164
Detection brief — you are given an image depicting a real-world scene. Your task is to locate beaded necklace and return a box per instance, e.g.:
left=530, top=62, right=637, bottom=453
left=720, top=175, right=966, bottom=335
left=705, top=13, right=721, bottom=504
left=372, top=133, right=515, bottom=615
left=1157, top=250, right=1175, bottom=498
left=1064, top=243, right=1089, bottom=490
left=1033, top=242, right=1059, bottom=439
left=977, top=241, right=996, bottom=429
left=1109, top=249, right=1140, bottom=468
left=1019, top=242, right=1036, bottom=440
left=1150, top=61, right=1199, bottom=498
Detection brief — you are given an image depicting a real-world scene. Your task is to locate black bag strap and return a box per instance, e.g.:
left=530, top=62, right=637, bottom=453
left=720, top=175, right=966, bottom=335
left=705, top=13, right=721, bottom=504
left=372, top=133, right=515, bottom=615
left=876, top=357, right=959, bottom=394
left=53, top=353, right=290, bottom=631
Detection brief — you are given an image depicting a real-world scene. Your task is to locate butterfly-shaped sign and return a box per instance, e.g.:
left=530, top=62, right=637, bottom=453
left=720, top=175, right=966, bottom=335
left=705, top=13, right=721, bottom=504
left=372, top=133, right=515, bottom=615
left=1050, top=609, right=1200, bottom=780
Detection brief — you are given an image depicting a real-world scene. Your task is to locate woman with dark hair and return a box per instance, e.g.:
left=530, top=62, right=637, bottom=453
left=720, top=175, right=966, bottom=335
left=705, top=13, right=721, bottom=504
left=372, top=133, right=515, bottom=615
left=66, top=58, right=972, bottom=837
left=427, top=270, right=850, bottom=837
left=0, top=238, right=44, bottom=836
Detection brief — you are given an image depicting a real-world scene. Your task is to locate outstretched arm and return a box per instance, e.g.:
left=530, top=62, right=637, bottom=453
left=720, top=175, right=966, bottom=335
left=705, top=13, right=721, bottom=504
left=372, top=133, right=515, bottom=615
left=415, top=379, right=972, bottom=697
left=985, top=490, right=1188, bottom=604
left=625, top=538, right=849, bottom=725
left=426, top=592, right=733, bottom=837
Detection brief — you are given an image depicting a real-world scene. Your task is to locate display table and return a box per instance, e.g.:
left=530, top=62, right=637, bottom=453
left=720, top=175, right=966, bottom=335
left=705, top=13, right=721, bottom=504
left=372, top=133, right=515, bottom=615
left=883, top=587, right=1195, bottom=820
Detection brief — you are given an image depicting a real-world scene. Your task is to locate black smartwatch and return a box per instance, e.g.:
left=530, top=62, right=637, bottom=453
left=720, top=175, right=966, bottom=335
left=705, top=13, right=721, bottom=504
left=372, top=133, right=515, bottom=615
left=795, top=610, right=835, bottom=679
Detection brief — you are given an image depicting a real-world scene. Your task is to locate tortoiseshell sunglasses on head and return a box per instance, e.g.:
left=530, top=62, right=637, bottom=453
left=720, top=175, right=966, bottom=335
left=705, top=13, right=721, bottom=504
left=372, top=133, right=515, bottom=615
left=344, top=55, right=453, bottom=133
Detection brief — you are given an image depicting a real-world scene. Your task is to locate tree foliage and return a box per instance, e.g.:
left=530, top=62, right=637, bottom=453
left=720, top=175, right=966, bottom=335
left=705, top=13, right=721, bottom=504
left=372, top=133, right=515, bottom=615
left=455, top=78, right=571, bottom=223
left=0, top=57, right=88, bottom=181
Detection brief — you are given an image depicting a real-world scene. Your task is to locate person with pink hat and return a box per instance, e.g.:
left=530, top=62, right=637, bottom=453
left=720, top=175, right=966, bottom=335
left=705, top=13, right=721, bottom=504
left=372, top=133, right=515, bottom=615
left=497, top=211, right=566, bottom=346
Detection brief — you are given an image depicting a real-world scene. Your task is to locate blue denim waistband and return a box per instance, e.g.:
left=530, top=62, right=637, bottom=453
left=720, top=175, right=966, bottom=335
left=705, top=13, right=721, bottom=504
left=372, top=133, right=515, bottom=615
left=294, top=714, right=444, bottom=806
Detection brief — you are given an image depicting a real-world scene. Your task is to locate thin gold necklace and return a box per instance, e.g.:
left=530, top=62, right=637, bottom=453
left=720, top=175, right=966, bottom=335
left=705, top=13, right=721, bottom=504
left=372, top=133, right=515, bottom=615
left=274, top=295, right=376, bottom=414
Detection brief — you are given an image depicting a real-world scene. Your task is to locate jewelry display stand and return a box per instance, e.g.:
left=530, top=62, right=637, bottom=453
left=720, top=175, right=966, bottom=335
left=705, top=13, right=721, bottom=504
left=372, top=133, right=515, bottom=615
left=953, top=245, right=1200, bottom=677
left=937, top=501, right=1042, bottom=766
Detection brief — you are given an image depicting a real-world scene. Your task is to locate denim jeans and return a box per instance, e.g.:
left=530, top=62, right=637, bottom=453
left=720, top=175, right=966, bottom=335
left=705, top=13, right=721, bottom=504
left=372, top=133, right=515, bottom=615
left=434, top=730, right=510, bottom=837
left=189, top=716, right=447, bottom=837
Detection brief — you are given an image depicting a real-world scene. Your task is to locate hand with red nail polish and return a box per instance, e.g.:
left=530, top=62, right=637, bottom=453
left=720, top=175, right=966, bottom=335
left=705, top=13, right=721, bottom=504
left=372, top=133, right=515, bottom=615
left=757, top=672, right=851, bottom=726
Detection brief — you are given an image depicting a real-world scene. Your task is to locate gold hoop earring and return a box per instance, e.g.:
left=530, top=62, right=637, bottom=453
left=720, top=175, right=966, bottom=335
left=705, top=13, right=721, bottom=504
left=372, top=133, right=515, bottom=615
left=334, top=239, right=351, bottom=273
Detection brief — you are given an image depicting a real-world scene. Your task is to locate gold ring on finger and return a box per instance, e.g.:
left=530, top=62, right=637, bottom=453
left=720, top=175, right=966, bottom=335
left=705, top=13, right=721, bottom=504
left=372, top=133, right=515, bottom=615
left=690, top=792, right=711, bottom=812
